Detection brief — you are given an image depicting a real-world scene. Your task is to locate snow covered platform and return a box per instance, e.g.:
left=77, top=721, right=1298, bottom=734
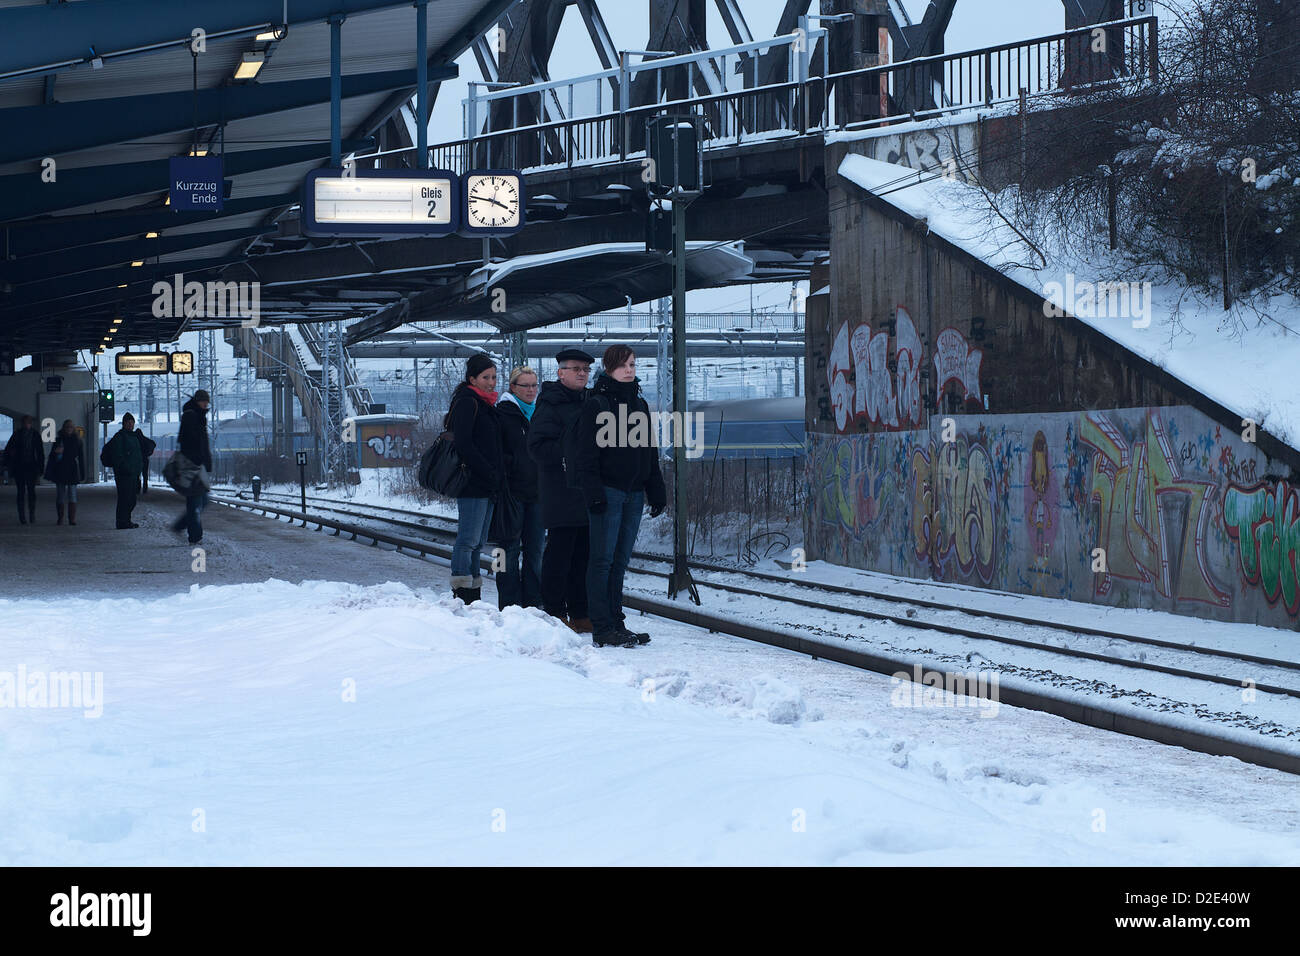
left=1, top=490, right=1299, bottom=864
left=0, top=484, right=433, bottom=599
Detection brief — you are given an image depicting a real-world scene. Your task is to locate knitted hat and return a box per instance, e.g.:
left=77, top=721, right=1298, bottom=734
left=193, top=389, right=211, bottom=403
left=465, top=353, right=494, bottom=379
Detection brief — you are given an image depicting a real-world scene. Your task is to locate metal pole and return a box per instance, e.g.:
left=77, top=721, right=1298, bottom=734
left=330, top=15, right=344, bottom=167
left=416, top=0, right=428, bottom=169
left=668, top=192, right=699, bottom=604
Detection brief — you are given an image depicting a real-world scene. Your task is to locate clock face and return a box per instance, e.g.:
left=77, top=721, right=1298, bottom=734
left=170, top=351, right=193, bottom=374
left=465, top=173, right=522, bottom=230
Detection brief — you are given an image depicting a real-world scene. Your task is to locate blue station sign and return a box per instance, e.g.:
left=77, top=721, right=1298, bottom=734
left=169, top=155, right=225, bottom=212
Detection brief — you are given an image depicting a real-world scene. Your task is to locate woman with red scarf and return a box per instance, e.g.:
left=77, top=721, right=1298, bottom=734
left=445, top=353, right=504, bottom=604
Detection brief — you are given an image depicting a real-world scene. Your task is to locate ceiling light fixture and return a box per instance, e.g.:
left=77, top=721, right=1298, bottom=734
left=131, top=260, right=143, bottom=267
left=145, top=231, right=159, bottom=239
left=235, top=52, right=265, bottom=80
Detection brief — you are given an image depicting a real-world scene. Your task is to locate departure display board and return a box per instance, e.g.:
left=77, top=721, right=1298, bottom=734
left=302, top=169, right=460, bottom=237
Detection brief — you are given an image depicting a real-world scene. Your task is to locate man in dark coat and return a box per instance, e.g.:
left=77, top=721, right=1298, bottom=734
left=170, top=390, right=213, bottom=544
left=573, top=344, right=667, bottom=647
left=3, top=414, right=44, bottom=524
left=102, top=413, right=144, bottom=529
left=526, top=348, right=595, bottom=631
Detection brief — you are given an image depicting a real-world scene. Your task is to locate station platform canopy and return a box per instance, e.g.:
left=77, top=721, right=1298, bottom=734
left=0, top=0, right=513, bottom=357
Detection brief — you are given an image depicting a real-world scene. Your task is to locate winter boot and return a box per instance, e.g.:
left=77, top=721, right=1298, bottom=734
left=68, top=503, right=77, bottom=526
left=567, top=617, right=593, bottom=634
left=56, top=503, right=64, bottom=525
left=617, top=625, right=651, bottom=646
left=592, top=628, right=639, bottom=648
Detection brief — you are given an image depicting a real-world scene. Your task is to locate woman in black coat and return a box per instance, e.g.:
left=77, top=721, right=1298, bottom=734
left=494, top=366, right=543, bottom=610
left=446, top=353, right=504, bottom=604
left=573, top=344, right=667, bottom=647
left=45, top=420, right=85, bottom=525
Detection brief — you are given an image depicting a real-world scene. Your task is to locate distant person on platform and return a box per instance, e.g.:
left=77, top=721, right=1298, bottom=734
left=573, top=344, right=666, bottom=647
left=526, top=347, right=595, bottom=633
left=102, top=413, right=144, bottom=529
left=495, top=366, right=543, bottom=610
left=44, top=419, right=84, bottom=526
left=3, top=414, right=44, bottom=525
left=170, top=390, right=213, bottom=545
left=446, top=353, right=504, bottom=605
left=135, top=423, right=157, bottom=495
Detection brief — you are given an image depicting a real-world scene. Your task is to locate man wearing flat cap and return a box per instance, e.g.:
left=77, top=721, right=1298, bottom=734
left=526, top=348, right=595, bottom=632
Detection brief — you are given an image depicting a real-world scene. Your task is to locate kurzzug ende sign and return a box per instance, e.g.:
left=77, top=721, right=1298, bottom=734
left=169, top=155, right=224, bottom=212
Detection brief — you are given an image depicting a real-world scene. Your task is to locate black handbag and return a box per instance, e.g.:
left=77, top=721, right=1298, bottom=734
left=418, top=397, right=477, bottom=497
left=488, top=487, right=523, bottom=544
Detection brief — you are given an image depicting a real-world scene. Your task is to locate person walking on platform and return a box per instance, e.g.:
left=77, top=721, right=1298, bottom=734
left=135, top=425, right=157, bottom=495
left=495, top=366, right=544, bottom=610
left=45, top=420, right=84, bottom=526
left=102, top=413, right=144, bottom=529
left=3, top=414, right=44, bottom=525
left=573, top=345, right=666, bottom=648
left=526, top=348, right=595, bottom=633
left=170, top=390, right=212, bottom=544
left=446, top=353, right=504, bottom=605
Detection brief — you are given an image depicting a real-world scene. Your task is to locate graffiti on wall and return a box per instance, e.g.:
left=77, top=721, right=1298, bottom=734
left=359, top=422, right=415, bottom=468
left=811, top=432, right=904, bottom=537
left=1223, top=481, right=1300, bottom=616
left=827, top=306, right=923, bottom=432
left=912, top=437, right=998, bottom=584
left=1079, top=411, right=1229, bottom=607
left=933, top=327, right=984, bottom=407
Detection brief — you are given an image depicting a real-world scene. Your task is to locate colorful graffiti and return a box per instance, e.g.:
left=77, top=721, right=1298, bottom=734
left=933, top=327, right=984, bottom=406
left=1079, top=411, right=1229, bottom=606
left=912, top=438, right=998, bottom=584
left=1223, top=481, right=1300, bottom=616
left=811, top=432, right=903, bottom=536
left=827, top=306, right=923, bottom=432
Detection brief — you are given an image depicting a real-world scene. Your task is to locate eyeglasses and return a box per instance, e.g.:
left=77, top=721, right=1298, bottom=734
left=559, top=366, right=590, bottom=374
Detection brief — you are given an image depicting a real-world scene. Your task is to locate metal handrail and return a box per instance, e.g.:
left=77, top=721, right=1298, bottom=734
left=438, top=15, right=1158, bottom=173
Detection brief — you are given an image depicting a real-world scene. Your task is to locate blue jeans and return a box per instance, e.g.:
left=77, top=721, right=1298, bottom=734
left=173, top=491, right=208, bottom=543
left=452, top=496, right=494, bottom=586
left=498, top=499, right=544, bottom=609
left=586, top=486, right=644, bottom=635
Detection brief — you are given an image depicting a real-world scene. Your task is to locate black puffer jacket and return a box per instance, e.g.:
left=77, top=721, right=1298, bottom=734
left=46, top=431, right=84, bottom=484
left=3, top=427, right=44, bottom=479
left=178, top=399, right=212, bottom=472
left=526, top=380, right=588, bottom=528
left=573, top=374, right=667, bottom=509
left=495, top=393, right=539, bottom=503
left=445, top=382, right=503, bottom=499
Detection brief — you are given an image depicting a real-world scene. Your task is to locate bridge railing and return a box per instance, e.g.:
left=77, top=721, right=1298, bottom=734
left=427, top=16, right=1157, bottom=175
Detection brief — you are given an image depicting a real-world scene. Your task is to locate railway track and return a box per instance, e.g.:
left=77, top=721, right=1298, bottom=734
left=212, top=487, right=1300, bottom=776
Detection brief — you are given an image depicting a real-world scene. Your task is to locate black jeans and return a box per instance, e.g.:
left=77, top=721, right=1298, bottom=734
left=114, top=473, right=138, bottom=528
left=14, top=476, right=35, bottom=519
left=498, top=499, right=545, bottom=610
left=540, top=524, right=589, bottom=619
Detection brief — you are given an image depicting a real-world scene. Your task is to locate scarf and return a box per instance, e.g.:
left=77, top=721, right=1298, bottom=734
left=469, top=384, right=499, bottom=405
left=499, top=391, right=536, bottom=420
